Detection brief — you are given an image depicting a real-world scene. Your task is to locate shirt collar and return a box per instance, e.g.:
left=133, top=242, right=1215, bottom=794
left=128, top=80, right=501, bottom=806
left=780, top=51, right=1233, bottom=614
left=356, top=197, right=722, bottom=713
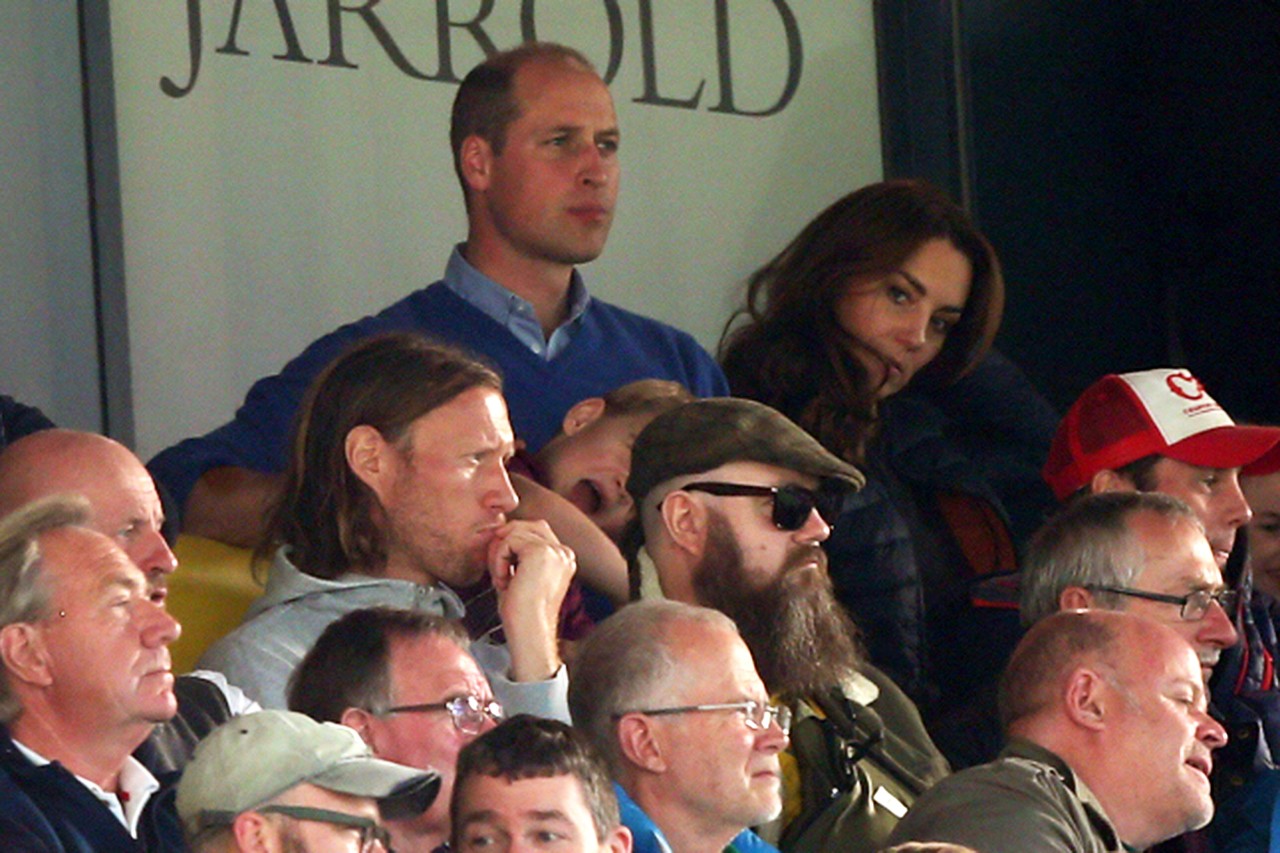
left=442, top=246, right=591, bottom=359
left=12, top=738, right=161, bottom=837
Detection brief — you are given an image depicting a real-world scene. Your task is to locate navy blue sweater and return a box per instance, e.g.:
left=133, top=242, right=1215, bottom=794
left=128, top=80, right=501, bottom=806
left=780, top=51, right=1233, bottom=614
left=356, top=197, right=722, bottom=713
left=150, top=280, right=726, bottom=512
left=0, top=728, right=185, bottom=852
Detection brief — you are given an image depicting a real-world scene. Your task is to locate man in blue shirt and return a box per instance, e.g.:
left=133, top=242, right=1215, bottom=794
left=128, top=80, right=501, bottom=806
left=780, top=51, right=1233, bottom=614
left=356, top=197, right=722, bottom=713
left=570, top=600, right=786, bottom=853
left=149, top=41, right=727, bottom=547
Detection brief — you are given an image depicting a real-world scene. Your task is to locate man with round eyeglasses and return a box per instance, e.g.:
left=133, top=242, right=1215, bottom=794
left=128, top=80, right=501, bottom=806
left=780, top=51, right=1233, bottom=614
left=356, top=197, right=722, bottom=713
left=619, top=398, right=950, bottom=852
left=177, top=710, right=439, bottom=853
left=289, top=607, right=502, bottom=853
left=570, top=601, right=788, bottom=853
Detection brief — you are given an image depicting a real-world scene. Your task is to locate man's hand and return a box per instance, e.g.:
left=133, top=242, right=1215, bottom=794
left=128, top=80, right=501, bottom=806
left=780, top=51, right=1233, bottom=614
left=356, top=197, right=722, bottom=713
left=487, top=519, right=576, bottom=682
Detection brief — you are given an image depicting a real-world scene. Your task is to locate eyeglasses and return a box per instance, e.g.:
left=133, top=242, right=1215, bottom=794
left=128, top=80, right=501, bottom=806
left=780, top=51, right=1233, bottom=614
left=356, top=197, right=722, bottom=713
left=377, top=695, right=504, bottom=735
left=614, top=700, right=792, bottom=735
left=679, top=481, right=843, bottom=531
left=1084, top=585, right=1241, bottom=621
left=258, top=805, right=393, bottom=853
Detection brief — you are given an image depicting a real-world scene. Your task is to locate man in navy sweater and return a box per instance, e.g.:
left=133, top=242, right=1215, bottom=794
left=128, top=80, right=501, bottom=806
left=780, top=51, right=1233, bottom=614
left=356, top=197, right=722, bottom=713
left=149, top=41, right=727, bottom=547
left=0, top=495, right=185, bottom=851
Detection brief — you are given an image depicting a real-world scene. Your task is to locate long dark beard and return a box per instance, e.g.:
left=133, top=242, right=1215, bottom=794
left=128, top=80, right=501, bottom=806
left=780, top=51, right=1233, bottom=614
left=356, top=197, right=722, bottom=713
left=692, top=512, right=864, bottom=700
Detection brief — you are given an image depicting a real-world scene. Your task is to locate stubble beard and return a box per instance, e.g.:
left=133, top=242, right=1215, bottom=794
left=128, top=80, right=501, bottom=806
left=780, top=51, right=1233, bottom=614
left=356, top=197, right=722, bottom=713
left=691, top=512, right=864, bottom=700
left=384, top=504, right=487, bottom=590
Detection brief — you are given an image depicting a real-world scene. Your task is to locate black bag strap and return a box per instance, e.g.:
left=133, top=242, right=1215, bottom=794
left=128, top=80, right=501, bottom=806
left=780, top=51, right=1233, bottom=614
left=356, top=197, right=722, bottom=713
left=809, top=684, right=934, bottom=797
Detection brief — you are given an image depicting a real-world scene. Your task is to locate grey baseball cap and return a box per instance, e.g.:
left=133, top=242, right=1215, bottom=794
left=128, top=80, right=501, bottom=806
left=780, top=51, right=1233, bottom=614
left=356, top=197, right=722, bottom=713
left=626, top=397, right=865, bottom=504
left=176, top=710, right=440, bottom=836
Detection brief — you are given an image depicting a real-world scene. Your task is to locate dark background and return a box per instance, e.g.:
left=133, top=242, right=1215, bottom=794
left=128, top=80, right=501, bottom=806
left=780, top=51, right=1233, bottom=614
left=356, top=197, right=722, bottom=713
left=877, top=0, right=1280, bottom=422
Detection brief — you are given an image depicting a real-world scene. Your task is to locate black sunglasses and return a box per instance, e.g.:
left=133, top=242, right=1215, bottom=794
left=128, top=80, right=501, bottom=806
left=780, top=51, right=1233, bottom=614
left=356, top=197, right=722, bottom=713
left=680, top=481, right=844, bottom=530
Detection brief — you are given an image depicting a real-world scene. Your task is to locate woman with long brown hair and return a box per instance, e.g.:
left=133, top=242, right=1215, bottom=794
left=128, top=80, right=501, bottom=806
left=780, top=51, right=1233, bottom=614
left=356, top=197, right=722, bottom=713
left=721, top=179, right=1056, bottom=763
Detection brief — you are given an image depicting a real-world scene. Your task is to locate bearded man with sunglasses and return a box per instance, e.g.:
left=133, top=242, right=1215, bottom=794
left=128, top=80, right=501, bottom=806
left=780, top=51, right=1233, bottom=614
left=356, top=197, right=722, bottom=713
left=289, top=608, right=505, bottom=853
left=621, top=398, right=949, bottom=853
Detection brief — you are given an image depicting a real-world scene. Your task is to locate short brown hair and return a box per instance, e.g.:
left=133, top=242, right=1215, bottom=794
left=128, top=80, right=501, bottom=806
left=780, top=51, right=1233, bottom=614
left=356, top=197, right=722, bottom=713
left=599, top=379, right=693, bottom=420
left=451, top=715, right=620, bottom=845
left=264, top=333, right=502, bottom=579
left=287, top=606, right=470, bottom=723
left=998, top=609, right=1122, bottom=731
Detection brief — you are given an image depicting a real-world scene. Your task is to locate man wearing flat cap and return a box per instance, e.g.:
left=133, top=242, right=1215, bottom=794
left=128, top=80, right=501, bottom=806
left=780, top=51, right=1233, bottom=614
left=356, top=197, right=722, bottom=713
left=623, top=398, right=949, bottom=853
left=177, top=709, right=439, bottom=852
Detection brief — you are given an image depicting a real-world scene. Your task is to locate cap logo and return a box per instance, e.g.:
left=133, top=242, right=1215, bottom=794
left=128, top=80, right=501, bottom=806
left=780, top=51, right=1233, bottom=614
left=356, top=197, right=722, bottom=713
left=1118, top=369, right=1232, bottom=446
left=1166, top=370, right=1206, bottom=401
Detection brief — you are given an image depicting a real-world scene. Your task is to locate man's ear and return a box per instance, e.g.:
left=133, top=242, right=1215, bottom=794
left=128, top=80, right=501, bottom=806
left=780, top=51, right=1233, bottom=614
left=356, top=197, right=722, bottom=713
left=1063, top=667, right=1109, bottom=731
left=340, top=707, right=377, bottom=750
left=616, top=714, right=668, bottom=774
left=232, top=810, right=273, bottom=852
left=0, top=623, right=52, bottom=688
left=1059, top=586, right=1096, bottom=612
left=660, top=491, right=707, bottom=559
left=346, top=425, right=396, bottom=504
left=561, top=398, right=606, bottom=436
left=607, top=824, right=634, bottom=853
left=1091, top=468, right=1136, bottom=494
left=460, top=134, right=494, bottom=193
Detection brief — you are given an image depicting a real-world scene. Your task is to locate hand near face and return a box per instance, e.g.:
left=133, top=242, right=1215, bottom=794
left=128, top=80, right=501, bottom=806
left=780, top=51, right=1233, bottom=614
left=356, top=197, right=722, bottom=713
left=487, top=519, right=576, bottom=682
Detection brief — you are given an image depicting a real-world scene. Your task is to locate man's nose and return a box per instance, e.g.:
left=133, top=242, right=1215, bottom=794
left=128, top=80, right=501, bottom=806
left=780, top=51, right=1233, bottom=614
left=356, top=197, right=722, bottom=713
left=490, top=466, right=520, bottom=515
left=137, top=529, right=178, bottom=576
left=1198, top=597, right=1240, bottom=650
left=1197, top=709, right=1228, bottom=750
left=142, top=600, right=182, bottom=648
left=1218, top=472, right=1253, bottom=530
left=794, top=507, right=831, bottom=545
left=757, top=720, right=790, bottom=754
left=577, top=143, right=612, bottom=187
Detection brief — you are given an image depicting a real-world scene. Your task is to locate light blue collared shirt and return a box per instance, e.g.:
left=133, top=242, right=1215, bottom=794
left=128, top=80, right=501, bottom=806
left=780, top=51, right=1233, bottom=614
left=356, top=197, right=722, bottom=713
left=441, top=245, right=592, bottom=360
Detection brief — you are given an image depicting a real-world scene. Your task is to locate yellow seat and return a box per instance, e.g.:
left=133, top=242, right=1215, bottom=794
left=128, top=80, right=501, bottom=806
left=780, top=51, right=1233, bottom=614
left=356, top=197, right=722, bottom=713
left=168, top=534, right=264, bottom=674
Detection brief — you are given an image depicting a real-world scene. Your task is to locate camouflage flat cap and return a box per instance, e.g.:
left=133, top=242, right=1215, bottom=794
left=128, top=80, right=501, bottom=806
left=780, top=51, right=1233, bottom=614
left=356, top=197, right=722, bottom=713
left=626, top=397, right=865, bottom=504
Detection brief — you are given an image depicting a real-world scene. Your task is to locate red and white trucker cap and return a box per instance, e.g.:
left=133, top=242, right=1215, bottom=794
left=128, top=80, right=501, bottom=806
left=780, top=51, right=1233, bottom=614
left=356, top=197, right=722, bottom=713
left=1044, top=368, right=1280, bottom=501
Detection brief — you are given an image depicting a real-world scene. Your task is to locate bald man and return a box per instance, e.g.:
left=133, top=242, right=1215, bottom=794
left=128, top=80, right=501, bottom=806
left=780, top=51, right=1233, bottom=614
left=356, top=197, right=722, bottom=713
left=887, top=610, right=1227, bottom=852
left=0, top=429, right=177, bottom=593
left=0, top=429, right=257, bottom=772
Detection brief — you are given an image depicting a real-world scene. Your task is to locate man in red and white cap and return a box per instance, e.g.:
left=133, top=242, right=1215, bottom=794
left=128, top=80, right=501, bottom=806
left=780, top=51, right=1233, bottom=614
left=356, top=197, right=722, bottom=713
left=1044, top=368, right=1280, bottom=568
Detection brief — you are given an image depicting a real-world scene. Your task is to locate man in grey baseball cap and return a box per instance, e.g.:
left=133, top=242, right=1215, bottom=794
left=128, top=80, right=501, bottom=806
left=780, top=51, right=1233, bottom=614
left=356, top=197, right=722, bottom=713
left=177, top=710, right=439, bottom=852
left=623, top=398, right=947, bottom=853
